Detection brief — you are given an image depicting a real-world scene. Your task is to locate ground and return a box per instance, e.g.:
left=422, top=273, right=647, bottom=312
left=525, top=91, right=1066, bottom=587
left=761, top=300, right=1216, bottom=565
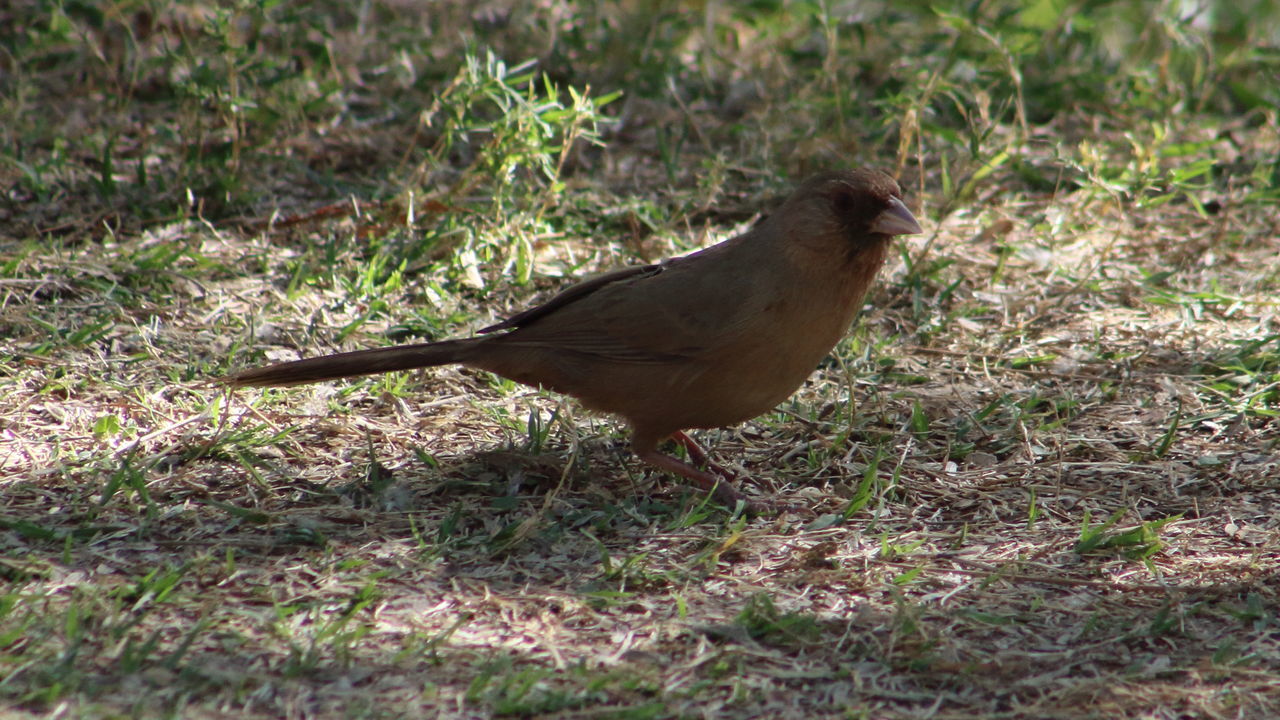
left=2, top=1, right=1279, bottom=718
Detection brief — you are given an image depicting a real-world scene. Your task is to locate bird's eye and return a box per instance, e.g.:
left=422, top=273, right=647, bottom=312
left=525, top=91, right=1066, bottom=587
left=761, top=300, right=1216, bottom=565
left=830, top=188, right=860, bottom=219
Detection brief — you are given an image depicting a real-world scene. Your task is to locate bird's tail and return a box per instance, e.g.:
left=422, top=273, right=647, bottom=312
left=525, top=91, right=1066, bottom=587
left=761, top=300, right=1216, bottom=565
left=220, top=338, right=483, bottom=387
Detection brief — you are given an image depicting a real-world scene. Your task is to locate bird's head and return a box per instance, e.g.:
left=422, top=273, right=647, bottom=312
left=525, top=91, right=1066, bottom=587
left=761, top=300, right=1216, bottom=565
left=798, top=168, right=922, bottom=248
left=773, top=169, right=926, bottom=263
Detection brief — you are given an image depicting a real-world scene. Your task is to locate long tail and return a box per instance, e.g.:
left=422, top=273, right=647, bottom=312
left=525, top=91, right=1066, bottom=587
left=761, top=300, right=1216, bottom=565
left=221, top=338, right=483, bottom=387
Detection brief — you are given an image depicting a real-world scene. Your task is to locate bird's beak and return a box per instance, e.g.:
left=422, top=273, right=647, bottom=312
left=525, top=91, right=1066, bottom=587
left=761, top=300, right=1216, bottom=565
left=871, top=196, right=923, bottom=236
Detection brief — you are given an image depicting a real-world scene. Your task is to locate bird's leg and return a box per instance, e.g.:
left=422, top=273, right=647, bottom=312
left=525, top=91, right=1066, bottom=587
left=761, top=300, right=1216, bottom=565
left=634, top=445, right=750, bottom=508
left=669, top=430, right=737, bottom=481
left=632, top=432, right=760, bottom=511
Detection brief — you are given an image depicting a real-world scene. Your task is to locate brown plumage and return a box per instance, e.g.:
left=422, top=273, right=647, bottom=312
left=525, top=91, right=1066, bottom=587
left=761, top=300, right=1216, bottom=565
left=221, top=169, right=922, bottom=509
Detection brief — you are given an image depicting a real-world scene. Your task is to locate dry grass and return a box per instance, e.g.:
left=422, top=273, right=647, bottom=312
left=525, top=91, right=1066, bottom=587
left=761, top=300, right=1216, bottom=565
left=3, top=2, right=1280, bottom=718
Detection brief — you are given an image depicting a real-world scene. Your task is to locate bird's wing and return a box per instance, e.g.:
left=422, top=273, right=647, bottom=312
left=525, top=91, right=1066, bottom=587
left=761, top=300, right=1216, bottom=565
left=485, top=239, right=774, bottom=364
left=479, top=264, right=663, bottom=334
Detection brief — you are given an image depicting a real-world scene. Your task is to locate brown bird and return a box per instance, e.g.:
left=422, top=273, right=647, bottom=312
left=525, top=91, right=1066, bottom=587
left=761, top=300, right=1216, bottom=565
left=221, top=169, right=921, bottom=509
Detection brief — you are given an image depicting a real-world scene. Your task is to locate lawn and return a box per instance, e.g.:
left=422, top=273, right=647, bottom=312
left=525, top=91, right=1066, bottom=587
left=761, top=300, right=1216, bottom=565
left=2, top=1, right=1279, bottom=717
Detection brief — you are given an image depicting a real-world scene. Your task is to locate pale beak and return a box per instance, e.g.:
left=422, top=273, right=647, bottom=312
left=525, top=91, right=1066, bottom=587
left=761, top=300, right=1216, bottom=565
left=870, top=196, right=923, bottom=236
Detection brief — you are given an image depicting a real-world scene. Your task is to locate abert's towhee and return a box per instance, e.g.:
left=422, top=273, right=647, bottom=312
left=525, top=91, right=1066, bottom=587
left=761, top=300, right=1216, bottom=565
left=221, top=169, right=922, bottom=508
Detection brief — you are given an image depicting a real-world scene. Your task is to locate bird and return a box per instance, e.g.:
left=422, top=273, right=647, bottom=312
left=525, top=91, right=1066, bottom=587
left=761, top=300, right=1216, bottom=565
left=220, top=169, right=922, bottom=510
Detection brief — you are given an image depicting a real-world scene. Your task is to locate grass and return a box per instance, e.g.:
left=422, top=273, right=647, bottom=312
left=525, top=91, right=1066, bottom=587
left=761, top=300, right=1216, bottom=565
left=3, top=0, right=1280, bottom=717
